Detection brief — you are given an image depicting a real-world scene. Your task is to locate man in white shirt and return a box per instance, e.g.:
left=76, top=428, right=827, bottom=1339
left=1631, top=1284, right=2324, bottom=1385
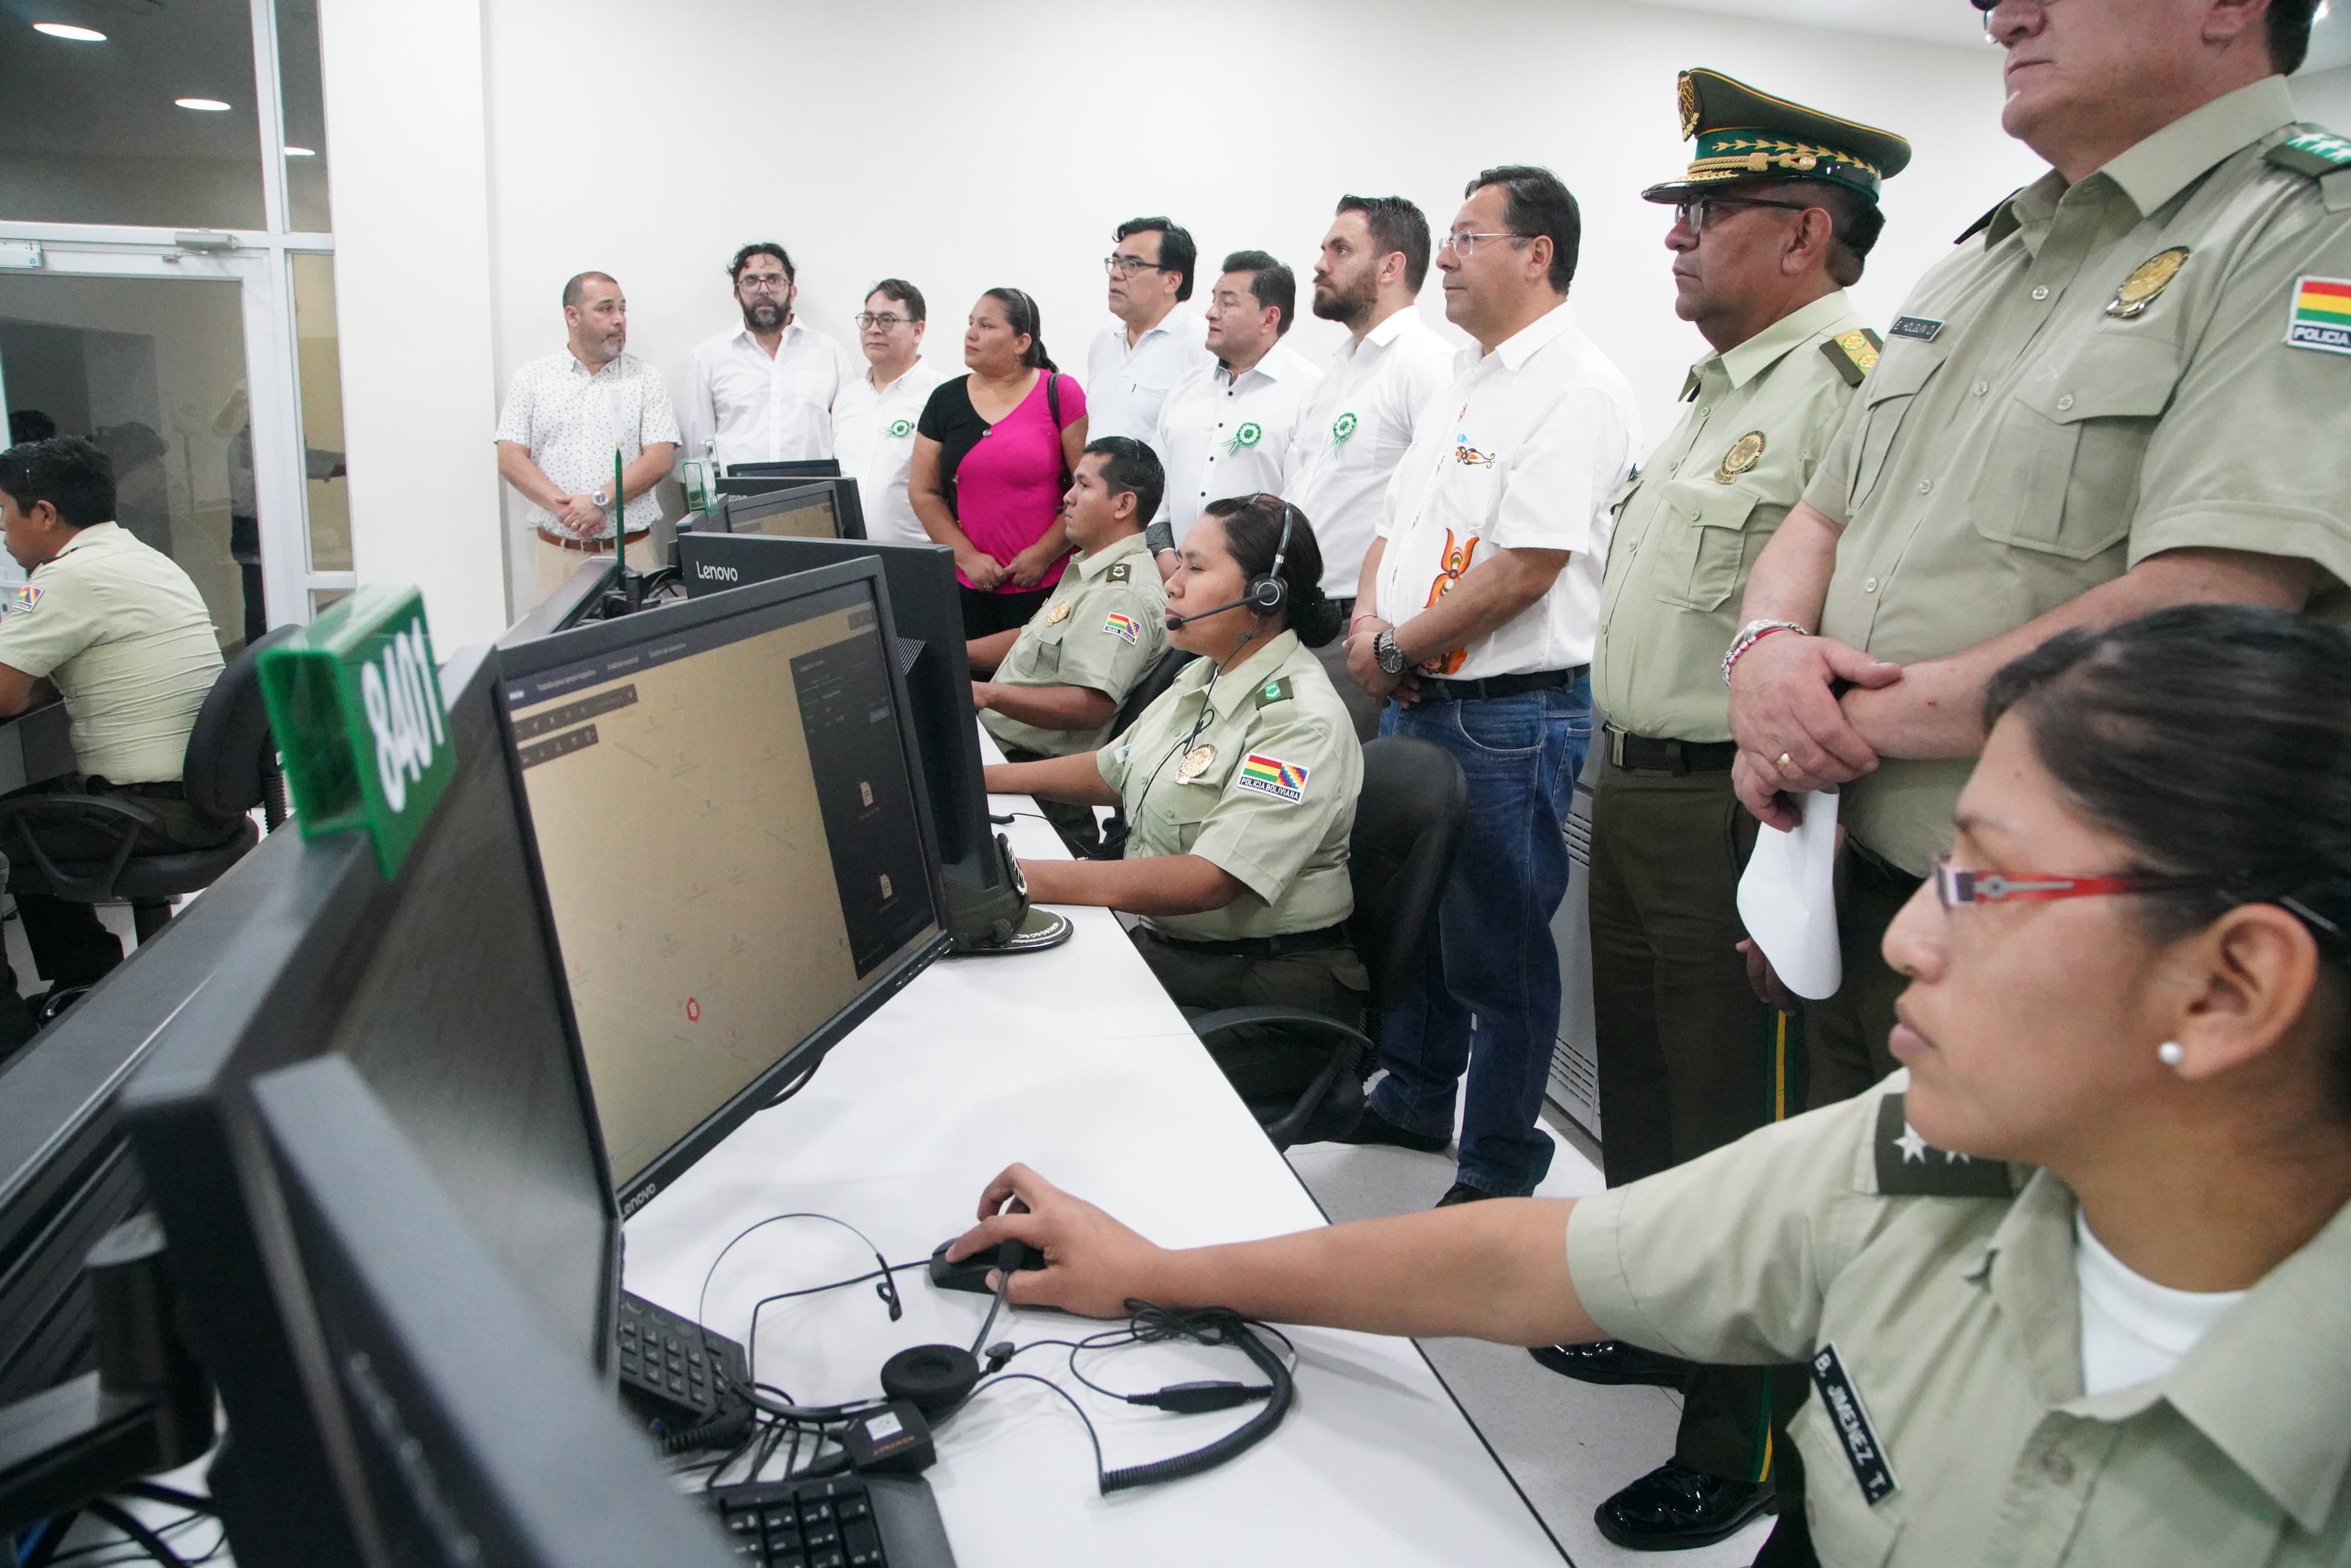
left=1288, top=196, right=1457, bottom=740
left=494, top=271, right=679, bottom=602
left=679, top=242, right=858, bottom=474
left=1328, top=167, right=1640, bottom=1206
left=1145, top=251, right=1322, bottom=563
left=1083, top=218, right=1212, bottom=451
left=832, top=279, right=949, bottom=548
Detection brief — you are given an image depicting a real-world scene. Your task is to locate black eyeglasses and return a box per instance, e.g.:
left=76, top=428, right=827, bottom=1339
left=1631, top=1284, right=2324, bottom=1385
left=1673, top=196, right=1818, bottom=234
left=1104, top=254, right=1174, bottom=277
left=853, top=312, right=912, bottom=329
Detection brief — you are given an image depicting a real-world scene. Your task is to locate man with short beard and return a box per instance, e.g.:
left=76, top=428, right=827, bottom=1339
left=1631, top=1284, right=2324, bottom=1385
left=1287, top=196, right=1455, bottom=739
left=680, top=242, right=858, bottom=474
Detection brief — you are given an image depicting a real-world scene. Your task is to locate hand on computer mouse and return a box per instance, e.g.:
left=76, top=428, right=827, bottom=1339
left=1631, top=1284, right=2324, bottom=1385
left=947, top=1162, right=1174, bottom=1320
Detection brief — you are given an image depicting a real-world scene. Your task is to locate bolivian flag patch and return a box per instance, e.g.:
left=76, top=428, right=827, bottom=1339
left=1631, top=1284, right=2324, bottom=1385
left=1235, top=753, right=1308, bottom=803
left=2288, top=276, right=2351, bottom=355
left=10, top=585, right=40, bottom=614
left=1103, top=611, right=1140, bottom=644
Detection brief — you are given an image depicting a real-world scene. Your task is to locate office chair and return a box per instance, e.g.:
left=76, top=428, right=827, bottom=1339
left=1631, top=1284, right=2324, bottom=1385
left=0, top=626, right=294, bottom=952
left=1189, top=735, right=1468, bottom=1151
left=1070, top=648, right=1196, bottom=860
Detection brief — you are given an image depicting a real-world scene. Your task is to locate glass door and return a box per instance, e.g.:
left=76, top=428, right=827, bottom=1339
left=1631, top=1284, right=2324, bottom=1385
left=0, top=239, right=328, bottom=652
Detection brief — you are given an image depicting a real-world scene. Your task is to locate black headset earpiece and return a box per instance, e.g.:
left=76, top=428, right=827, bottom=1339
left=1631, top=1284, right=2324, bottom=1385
left=1245, top=497, right=1294, bottom=617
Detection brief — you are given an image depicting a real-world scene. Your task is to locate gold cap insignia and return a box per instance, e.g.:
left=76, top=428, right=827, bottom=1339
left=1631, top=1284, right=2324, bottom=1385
left=1678, top=73, right=1701, bottom=140
left=1715, top=430, right=1767, bottom=484
left=2106, top=247, right=2190, bottom=320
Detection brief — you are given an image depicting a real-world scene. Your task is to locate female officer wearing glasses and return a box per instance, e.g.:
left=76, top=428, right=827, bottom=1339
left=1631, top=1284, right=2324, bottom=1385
left=985, top=494, right=1365, bottom=1102
left=955, top=603, right=2351, bottom=1565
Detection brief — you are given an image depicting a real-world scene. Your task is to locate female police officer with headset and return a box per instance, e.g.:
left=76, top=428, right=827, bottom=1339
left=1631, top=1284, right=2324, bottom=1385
left=985, top=493, right=1365, bottom=1101
left=961, top=603, right=2351, bottom=1564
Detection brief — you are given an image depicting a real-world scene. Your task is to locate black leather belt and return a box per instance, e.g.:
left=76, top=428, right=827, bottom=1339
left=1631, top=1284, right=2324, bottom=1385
left=90, top=777, right=186, bottom=801
left=1414, top=666, right=1585, bottom=704
left=1604, top=724, right=1738, bottom=774
left=1145, top=922, right=1351, bottom=960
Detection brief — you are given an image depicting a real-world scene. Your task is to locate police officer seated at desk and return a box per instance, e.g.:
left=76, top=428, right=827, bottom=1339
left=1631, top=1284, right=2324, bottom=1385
left=953, top=605, right=2351, bottom=1567
left=985, top=494, right=1365, bottom=1100
left=0, top=438, right=236, bottom=1047
left=969, top=437, right=1170, bottom=852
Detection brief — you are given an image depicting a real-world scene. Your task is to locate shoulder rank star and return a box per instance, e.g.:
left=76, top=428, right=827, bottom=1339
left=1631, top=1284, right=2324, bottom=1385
left=1819, top=328, right=1883, bottom=387
left=2107, top=247, right=2189, bottom=319
left=1045, top=600, right=1073, bottom=626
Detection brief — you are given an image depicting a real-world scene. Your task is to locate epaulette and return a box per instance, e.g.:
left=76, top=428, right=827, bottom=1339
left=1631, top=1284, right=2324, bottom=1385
left=1105, top=561, right=1132, bottom=584
left=1255, top=676, right=1293, bottom=708
left=1818, top=328, right=1883, bottom=388
left=2266, top=125, right=2351, bottom=180
left=1954, top=191, right=2018, bottom=245
left=1873, top=1093, right=2012, bottom=1198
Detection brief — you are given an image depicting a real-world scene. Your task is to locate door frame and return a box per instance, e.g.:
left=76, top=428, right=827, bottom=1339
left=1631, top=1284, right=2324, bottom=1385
left=0, top=225, right=353, bottom=628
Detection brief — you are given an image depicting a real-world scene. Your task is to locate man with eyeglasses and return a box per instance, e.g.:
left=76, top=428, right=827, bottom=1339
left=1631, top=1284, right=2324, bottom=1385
left=832, top=280, right=948, bottom=548
left=680, top=242, right=859, bottom=474
left=1728, top=0, right=2351, bottom=1146
left=1144, top=251, right=1322, bottom=565
left=1287, top=196, right=1458, bottom=741
left=1327, top=167, right=1641, bottom=1214
left=1539, top=70, right=1912, bottom=1559
left=1083, top=218, right=1212, bottom=454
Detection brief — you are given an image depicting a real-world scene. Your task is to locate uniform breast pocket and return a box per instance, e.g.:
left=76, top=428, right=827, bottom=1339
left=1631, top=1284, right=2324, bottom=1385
left=1968, top=335, right=2180, bottom=562
left=1851, top=341, right=1946, bottom=512
left=1788, top=1399, right=1904, bottom=1567
left=1648, top=480, right=1760, bottom=612
left=1010, top=618, right=1070, bottom=680
left=1147, top=779, right=1222, bottom=854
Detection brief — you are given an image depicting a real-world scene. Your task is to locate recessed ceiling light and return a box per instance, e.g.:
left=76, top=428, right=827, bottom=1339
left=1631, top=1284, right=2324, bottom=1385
left=33, top=22, right=106, bottom=41
left=284, top=146, right=317, bottom=157
left=175, top=98, right=231, bottom=112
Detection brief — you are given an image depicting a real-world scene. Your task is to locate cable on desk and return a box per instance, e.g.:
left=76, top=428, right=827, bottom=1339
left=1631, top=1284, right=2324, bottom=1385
left=76, top=1504, right=190, bottom=1568
left=695, top=1211, right=913, bottom=1333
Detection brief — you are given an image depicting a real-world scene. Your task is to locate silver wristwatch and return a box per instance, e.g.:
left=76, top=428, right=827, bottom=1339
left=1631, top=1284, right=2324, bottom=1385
left=1373, top=629, right=1407, bottom=676
left=592, top=488, right=612, bottom=508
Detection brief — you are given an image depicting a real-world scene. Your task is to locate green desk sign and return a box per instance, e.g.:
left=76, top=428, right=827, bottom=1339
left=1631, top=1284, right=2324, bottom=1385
left=257, top=585, right=455, bottom=880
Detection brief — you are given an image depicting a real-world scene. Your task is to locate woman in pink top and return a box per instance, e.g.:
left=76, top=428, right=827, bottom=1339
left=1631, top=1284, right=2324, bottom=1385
left=909, top=288, right=1089, bottom=638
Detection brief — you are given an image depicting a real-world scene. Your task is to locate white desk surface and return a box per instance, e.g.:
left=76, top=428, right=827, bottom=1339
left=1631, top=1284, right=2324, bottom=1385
left=620, top=752, right=1572, bottom=1567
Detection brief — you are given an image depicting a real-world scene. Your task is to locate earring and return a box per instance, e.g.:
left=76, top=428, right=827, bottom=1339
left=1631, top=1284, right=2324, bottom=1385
left=2157, top=1041, right=2187, bottom=1068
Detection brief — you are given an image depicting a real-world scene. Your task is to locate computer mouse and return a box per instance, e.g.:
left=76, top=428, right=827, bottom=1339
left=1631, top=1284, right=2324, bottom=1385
left=928, top=1237, right=1044, bottom=1295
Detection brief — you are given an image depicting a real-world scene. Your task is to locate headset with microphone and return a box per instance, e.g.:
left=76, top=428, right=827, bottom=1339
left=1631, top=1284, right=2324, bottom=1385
left=1163, top=495, right=1294, bottom=629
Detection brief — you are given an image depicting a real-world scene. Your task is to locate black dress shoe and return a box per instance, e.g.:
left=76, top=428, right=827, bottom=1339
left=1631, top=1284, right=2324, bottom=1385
left=1528, top=1339, right=1688, bottom=1387
left=1327, top=1104, right=1450, bottom=1154
left=1594, top=1462, right=1775, bottom=1551
left=1434, top=1181, right=1494, bottom=1207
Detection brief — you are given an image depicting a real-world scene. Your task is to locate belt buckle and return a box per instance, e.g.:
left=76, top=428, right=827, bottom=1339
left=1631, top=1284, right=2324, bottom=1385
left=1607, top=726, right=1628, bottom=768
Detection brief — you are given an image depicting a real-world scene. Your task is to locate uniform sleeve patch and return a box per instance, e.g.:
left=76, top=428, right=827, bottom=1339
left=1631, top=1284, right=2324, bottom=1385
left=2288, top=276, right=2351, bottom=355
left=1234, top=753, right=1308, bottom=803
left=1102, top=611, right=1140, bottom=644
left=11, top=585, right=40, bottom=614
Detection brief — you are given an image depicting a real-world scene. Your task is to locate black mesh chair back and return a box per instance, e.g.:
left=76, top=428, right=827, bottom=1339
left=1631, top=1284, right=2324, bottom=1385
left=183, top=626, right=296, bottom=827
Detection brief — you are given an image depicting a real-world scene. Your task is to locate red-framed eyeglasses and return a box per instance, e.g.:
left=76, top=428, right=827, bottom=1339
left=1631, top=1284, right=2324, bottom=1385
left=1929, top=856, right=2213, bottom=909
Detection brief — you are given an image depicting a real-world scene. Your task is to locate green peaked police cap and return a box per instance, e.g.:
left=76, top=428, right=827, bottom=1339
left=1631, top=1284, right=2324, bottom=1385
left=1642, top=67, right=1912, bottom=205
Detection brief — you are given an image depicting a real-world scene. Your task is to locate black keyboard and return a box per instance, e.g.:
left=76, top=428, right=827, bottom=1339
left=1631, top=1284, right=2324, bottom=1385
left=617, top=1289, right=750, bottom=1436
left=706, top=1474, right=957, bottom=1567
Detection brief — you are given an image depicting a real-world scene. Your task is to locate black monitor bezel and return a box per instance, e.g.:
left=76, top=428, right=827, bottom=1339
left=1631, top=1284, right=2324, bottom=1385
left=490, top=559, right=953, bottom=1218
left=672, top=532, right=999, bottom=894
left=726, top=458, right=841, bottom=480
left=249, top=1055, right=733, bottom=1568
left=118, top=647, right=623, bottom=1564
left=500, top=557, right=621, bottom=647
left=713, top=478, right=867, bottom=540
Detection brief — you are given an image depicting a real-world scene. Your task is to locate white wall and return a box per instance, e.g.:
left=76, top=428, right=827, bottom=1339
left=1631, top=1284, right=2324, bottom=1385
left=2296, top=64, right=2351, bottom=127
left=318, top=0, right=510, bottom=647
left=334, top=0, right=2068, bottom=627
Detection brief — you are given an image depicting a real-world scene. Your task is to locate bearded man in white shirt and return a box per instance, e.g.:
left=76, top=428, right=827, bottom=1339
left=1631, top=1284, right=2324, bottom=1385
left=681, top=242, right=859, bottom=474
left=1289, top=196, right=1457, bottom=740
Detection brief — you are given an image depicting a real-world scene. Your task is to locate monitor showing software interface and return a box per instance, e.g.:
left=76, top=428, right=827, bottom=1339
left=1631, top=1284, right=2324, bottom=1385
left=503, top=581, right=941, bottom=1193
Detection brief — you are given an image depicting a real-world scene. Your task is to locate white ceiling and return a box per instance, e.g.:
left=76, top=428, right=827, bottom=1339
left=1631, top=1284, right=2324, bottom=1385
left=1613, top=0, right=2351, bottom=73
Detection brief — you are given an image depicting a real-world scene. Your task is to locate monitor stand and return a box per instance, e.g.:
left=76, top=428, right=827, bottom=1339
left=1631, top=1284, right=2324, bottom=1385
left=945, top=835, right=1071, bottom=956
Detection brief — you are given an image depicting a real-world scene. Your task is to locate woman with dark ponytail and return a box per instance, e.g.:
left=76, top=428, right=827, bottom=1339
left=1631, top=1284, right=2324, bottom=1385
left=985, top=494, right=1369, bottom=1100
left=911, top=287, right=1087, bottom=638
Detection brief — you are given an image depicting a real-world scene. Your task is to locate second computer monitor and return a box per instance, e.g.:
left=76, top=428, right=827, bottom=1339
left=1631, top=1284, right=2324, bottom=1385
left=713, top=477, right=867, bottom=540
left=495, top=561, right=951, bottom=1214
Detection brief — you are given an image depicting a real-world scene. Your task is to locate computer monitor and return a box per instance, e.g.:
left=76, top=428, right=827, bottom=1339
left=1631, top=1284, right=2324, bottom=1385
left=119, top=646, right=620, bottom=1568
left=247, top=1054, right=731, bottom=1568
left=674, top=532, right=993, bottom=890
left=493, top=561, right=951, bottom=1215
left=727, top=458, right=840, bottom=480
left=502, top=556, right=621, bottom=645
left=714, top=476, right=868, bottom=540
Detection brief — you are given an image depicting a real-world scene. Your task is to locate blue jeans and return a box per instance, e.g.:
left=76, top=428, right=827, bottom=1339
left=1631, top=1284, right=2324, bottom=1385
left=1369, top=676, right=1591, bottom=1196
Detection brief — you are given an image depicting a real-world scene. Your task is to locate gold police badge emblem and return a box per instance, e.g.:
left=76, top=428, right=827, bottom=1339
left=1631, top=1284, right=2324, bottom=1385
left=1715, top=430, right=1767, bottom=484
left=1175, top=743, right=1218, bottom=783
left=1678, top=73, right=1701, bottom=140
left=2106, top=247, right=2190, bottom=319
left=1046, top=600, right=1073, bottom=626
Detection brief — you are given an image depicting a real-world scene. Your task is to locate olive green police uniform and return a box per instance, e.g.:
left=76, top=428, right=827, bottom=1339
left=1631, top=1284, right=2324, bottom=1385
left=982, top=530, right=1168, bottom=845
left=1097, top=630, right=1367, bottom=1099
left=1568, top=1073, right=2351, bottom=1566
left=1799, top=78, right=2351, bottom=1110
left=1583, top=69, right=1911, bottom=1541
